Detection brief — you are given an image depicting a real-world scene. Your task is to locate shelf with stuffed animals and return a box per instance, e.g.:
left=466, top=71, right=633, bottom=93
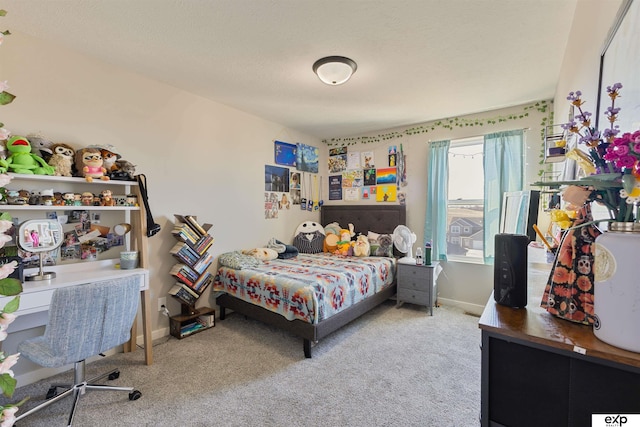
left=0, top=135, right=155, bottom=363
left=168, top=214, right=215, bottom=339
left=1, top=135, right=139, bottom=209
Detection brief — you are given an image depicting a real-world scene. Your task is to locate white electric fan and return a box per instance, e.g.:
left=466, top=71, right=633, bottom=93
left=393, top=225, right=417, bottom=264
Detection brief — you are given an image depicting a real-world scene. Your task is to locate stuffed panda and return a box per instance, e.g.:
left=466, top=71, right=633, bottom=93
left=292, top=221, right=325, bottom=254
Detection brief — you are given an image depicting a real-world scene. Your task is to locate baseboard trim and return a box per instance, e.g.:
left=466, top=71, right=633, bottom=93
left=438, top=298, right=485, bottom=317
left=135, top=326, right=170, bottom=345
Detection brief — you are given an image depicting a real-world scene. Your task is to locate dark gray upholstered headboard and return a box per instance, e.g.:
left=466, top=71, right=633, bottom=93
left=320, top=205, right=406, bottom=236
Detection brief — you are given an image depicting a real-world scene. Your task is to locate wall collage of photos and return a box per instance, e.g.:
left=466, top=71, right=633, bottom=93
left=265, top=141, right=407, bottom=219
left=327, top=144, right=406, bottom=204
left=265, top=141, right=320, bottom=219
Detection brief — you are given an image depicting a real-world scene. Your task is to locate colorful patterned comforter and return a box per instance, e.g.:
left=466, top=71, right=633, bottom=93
left=213, top=253, right=395, bottom=324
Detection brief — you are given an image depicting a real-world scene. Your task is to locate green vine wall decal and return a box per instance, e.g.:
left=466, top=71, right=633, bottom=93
left=323, top=100, right=551, bottom=146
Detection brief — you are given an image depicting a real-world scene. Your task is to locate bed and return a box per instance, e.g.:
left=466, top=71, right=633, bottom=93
left=214, top=204, right=406, bottom=358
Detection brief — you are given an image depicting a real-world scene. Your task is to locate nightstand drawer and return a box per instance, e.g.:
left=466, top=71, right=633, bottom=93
left=397, top=264, right=432, bottom=281
left=398, top=276, right=428, bottom=292
left=397, top=288, right=430, bottom=305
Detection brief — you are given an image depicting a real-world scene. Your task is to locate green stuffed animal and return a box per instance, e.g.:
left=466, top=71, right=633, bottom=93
left=6, top=136, right=55, bottom=175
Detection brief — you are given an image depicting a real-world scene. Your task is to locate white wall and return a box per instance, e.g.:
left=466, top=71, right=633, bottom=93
left=555, top=0, right=623, bottom=116
left=1, top=32, right=325, bottom=345
left=321, top=104, right=550, bottom=315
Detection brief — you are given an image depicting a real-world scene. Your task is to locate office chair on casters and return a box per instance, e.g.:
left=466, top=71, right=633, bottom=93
left=15, top=277, right=142, bottom=426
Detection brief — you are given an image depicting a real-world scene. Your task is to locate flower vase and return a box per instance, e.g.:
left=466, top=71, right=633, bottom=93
left=593, top=222, right=640, bottom=352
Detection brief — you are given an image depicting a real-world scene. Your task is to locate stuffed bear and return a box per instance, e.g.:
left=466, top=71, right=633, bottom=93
left=353, top=235, right=371, bottom=257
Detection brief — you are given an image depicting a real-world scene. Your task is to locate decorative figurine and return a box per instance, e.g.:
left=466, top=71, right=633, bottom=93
left=100, top=189, right=116, bottom=206
left=81, top=192, right=94, bottom=206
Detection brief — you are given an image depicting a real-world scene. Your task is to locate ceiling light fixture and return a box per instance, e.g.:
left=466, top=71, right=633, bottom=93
left=312, top=56, right=357, bottom=85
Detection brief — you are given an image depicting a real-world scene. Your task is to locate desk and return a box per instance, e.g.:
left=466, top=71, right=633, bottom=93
left=0, top=259, right=153, bottom=365
left=479, top=265, right=640, bottom=427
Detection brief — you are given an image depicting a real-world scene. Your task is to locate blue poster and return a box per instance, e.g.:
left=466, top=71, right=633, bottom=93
left=274, top=140, right=297, bottom=166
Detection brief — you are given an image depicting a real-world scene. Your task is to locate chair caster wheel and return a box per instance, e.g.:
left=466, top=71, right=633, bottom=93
left=129, top=390, right=142, bottom=401
left=108, top=370, right=120, bottom=380
left=46, top=387, right=58, bottom=399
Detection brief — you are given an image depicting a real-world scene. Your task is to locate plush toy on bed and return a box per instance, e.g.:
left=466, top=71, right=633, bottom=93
left=323, top=222, right=341, bottom=253
left=375, top=234, right=394, bottom=256
left=292, top=221, right=325, bottom=253
left=242, top=248, right=278, bottom=261
left=334, top=228, right=354, bottom=256
left=324, top=222, right=341, bottom=236
left=323, top=232, right=339, bottom=253
left=352, top=234, right=371, bottom=257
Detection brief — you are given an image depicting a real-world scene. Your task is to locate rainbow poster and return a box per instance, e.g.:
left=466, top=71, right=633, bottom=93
left=376, top=167, right=397, bottom=184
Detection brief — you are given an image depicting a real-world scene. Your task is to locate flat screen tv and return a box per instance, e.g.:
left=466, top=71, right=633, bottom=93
left=499, top=190, right=540, bottom=242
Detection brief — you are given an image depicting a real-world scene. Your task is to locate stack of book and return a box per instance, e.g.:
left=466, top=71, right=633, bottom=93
left=169, top=215, right=214, bottom=307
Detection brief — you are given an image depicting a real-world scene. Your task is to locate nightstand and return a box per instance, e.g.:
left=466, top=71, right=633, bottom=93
left=396, top=262, right=438, bottom=315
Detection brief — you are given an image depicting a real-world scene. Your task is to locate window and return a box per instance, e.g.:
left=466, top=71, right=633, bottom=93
left=425, top=130, right=523, bottom=264
left=447, top=137, right=484, bottom=260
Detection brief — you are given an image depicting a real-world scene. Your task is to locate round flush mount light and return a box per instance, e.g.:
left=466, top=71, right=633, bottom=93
left=312, top=56, right=357, bottom=85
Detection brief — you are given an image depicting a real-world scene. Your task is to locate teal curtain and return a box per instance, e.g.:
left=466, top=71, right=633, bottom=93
left=424, top=140, right=450, bottom=262
left=483, top=130, right=524, bottom=264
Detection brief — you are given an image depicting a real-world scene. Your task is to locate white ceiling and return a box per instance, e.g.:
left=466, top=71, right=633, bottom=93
left=3, top=0, right=578, bottom=139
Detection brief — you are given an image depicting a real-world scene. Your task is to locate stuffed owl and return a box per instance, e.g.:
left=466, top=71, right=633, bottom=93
left=48, top=143, right=76, bottom=177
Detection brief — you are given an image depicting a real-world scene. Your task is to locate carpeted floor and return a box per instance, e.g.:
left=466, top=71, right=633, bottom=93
left=7, top=302, right=481, bottom=426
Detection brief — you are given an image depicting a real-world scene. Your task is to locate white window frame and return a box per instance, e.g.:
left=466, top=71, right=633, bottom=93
left=447, top=136, right=485, bottom=263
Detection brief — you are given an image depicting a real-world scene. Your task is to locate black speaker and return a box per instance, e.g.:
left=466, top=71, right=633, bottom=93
left=494, top=233, right=528, bottom=308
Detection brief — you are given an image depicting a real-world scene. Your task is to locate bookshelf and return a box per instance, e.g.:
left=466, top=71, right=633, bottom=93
left=169, top=214, right=215, bottom=339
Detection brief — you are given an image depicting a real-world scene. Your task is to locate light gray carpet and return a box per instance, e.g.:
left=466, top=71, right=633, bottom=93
left=7, top=302, right=481, bottom=426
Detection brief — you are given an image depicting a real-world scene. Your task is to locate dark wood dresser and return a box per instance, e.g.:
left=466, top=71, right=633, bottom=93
left=479, top=265, right=640, bottom=427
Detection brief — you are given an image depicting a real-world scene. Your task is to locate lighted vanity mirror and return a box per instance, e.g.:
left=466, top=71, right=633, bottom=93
left=18, top=219, right=64, bottom=281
